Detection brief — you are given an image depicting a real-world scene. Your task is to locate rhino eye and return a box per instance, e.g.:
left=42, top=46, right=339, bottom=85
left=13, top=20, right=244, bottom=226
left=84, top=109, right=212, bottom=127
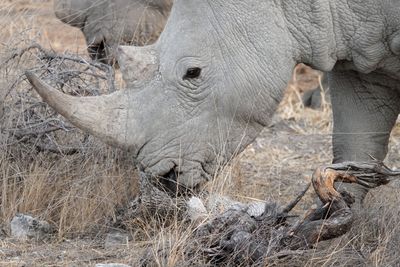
left=183, top=67, right=202, bottom=80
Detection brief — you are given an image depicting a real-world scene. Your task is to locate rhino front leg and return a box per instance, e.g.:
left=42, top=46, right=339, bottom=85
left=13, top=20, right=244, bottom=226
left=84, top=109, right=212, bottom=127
left=329, top=70, right=400, bottom=202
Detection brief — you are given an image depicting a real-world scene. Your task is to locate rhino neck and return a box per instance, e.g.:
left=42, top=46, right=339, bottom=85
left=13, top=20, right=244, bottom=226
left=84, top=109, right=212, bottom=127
left=282, top=0, right=393, bottom=74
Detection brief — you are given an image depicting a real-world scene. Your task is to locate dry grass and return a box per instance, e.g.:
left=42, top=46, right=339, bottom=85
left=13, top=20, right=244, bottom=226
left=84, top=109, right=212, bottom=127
left=2, top=1, right=400, bottom=266
left=0, top=1, right=138, bottom=240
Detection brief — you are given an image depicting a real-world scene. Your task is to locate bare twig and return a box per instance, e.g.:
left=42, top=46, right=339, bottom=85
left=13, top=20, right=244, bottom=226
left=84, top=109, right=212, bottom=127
left=2, top=43, right=115, bottom=155
left=10, top=126, right=65, bottom=137
left=33, top=141, right=80, bottom=155
left=281, top=182, right=311, bottom=214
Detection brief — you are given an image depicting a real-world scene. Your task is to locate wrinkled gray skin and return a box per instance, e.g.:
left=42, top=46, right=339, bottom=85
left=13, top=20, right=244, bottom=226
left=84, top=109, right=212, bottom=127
left=54, top=0, right=172, bottom=63
left=30, top=0, right=400, bottom=200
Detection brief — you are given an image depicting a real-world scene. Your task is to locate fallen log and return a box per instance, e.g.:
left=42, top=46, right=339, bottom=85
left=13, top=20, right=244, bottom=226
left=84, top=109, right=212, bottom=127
left=128, top=161, right=400, bottom=266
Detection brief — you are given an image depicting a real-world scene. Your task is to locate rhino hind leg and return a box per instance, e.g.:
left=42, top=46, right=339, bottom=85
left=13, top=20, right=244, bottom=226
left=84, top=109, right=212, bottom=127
left=329, top=69, right=400, bottom=203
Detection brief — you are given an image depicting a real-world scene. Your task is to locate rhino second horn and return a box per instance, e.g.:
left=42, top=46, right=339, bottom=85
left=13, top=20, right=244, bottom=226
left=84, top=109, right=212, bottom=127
left=117, top=45, right=158, bottom=88
left=25, top=71, right=134, bottom=149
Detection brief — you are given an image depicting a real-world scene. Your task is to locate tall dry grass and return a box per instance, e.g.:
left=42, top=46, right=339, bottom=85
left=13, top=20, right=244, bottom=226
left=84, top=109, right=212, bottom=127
left=0, top=2, right=138, bottom=238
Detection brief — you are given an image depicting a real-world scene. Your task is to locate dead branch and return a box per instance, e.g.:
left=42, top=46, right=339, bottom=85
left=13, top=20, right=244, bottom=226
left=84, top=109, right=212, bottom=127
left=136, top=161, right=400, bottom=266
left=281, top=182, right=311, bottom=214
left=2, top=43, right=116, bottom=156
left=3, top=43, right=111, bottom=73
left=283, top=161, right=400, bottom=249
left=11, top=125, right=65, bottom=137
left=33, top=140, right=81, bottom=155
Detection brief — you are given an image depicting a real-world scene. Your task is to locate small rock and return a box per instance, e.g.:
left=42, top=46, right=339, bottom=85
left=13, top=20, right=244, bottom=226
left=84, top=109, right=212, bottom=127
left=246, top=202, right=266, bottom=218
left=186, top=197, right=208, bottom=222
left=95, top=264, right=131, bottom=267
left=389, top=178, right=400, bottom=188
left=207, top=194, right=246, bottom=214
left=104, top=231, right=130, bottom=249
left=10, top=213, right=54, bottom=241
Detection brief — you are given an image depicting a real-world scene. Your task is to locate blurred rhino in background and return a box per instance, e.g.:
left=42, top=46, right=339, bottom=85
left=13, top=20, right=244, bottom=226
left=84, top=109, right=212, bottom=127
left=54, top=0, right=173, bottom=64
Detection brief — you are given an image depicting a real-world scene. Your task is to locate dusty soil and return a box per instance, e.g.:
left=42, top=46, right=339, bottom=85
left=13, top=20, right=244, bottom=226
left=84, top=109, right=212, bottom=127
left=2, top=1, right=400, bottom=267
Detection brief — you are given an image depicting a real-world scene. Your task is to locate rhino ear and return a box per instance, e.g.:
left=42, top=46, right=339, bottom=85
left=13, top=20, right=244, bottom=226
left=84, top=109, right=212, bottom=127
left=117, top=45, right=158, bottom=88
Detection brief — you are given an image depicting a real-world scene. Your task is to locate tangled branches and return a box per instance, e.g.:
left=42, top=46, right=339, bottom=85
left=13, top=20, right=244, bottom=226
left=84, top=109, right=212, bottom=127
left=135, top=161, right=400, bottom=266
left=1, top=43, right=116, bottom=156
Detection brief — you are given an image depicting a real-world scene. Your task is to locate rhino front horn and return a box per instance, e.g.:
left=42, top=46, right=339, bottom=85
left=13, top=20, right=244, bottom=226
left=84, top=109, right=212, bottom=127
left=117, top=45, right=158, bottom=88
left=25, top=71, right=138, bottom=149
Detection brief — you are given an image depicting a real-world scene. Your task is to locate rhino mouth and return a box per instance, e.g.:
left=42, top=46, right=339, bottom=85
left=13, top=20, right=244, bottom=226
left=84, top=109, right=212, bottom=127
left=158, top=167, right=182, bottom=194
left=140, top=157, right=211, bottom=196
left=152, top=165, right=199, bottom=196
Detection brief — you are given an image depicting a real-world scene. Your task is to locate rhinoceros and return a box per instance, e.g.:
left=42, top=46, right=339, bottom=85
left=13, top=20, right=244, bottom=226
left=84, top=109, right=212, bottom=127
left=54, top=0, right=172, bottom=63
left=28, top=0, right=400, bottom=202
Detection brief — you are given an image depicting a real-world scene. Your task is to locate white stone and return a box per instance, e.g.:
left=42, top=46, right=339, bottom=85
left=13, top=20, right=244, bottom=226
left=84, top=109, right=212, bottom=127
left=104, top=231, right=130, bottom=249
left=10, top=213, right=53, bottom=240
left=186, top=197, right=208, bottom=222
left=246, top=202, right=266, bottom=218
left=206, top=194, right=246, bottom=214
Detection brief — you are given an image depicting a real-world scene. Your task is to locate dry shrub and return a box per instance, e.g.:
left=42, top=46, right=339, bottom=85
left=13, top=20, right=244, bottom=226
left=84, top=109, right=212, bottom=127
left=0, top=30, right=137, bottom=238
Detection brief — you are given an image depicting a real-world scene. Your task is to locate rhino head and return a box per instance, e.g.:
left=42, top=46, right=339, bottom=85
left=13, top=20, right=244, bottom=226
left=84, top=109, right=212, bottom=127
left=28, top=0, right=297, bottom=190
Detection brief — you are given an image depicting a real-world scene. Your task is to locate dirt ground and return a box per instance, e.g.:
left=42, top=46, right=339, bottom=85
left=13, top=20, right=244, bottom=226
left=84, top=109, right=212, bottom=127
left=2, top=1, right=400, bottom=267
